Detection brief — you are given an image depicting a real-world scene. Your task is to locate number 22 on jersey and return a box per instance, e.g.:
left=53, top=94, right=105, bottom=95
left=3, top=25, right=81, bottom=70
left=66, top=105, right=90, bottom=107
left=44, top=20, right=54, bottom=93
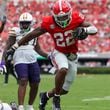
left=54, top=30, right=75, bottom=47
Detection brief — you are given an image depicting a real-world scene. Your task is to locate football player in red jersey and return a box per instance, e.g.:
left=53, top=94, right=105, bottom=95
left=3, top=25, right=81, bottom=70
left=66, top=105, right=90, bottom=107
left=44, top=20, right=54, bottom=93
left=8, top=0, right=97, bottom=110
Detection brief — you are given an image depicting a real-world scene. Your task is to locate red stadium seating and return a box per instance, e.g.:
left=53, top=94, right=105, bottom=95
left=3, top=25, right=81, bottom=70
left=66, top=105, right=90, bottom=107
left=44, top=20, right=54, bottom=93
left=0, top=0, right=110, bottom=54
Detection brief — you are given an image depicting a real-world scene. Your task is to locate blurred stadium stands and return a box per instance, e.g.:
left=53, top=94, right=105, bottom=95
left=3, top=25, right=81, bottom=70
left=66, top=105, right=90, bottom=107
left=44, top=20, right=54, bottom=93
left=0, top=0, right=110, bottom=70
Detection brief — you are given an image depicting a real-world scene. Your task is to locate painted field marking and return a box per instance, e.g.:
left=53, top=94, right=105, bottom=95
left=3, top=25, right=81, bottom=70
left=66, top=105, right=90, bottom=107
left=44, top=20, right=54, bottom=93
left=46, top=105, right=110, bottom=110
left=82, top=96, right=110, bottom=101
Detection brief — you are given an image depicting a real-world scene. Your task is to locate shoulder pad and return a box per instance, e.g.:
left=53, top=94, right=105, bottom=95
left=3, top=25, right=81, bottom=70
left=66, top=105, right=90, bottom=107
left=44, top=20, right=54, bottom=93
left=73, top=11, right=85, bottom=20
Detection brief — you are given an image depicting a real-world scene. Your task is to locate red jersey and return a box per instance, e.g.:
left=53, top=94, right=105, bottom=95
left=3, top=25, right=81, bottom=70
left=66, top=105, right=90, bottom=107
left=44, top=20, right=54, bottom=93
left=41, top=11, right=84, bottom=54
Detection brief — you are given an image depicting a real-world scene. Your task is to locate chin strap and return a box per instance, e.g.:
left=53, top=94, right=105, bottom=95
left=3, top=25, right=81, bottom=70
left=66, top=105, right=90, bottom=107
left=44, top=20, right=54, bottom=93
left=24, top=28, right=30, bottom=32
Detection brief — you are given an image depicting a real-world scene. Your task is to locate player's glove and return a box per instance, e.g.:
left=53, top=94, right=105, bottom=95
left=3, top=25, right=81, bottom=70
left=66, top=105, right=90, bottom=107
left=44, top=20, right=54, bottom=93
left=72, top=27, right=88, bottom=40
left=6, top=43, right=19, bottom=56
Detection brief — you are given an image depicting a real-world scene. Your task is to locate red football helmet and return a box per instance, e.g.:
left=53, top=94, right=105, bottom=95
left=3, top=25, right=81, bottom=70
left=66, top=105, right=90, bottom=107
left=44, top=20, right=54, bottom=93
left=52, top=0, right=72, bottom=28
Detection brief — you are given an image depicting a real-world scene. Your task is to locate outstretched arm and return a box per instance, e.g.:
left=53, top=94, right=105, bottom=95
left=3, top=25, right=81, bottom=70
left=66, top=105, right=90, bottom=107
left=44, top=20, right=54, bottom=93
left=34, top=40, right=48, bottom=58
left=0, top=23, right=5, bottom=33
left=81, top=21, right=98, bottom=35
left=72, top=22, right=97, bottom=40
left=2, top=35, right=16, bottom=61
left=6, top=27, right=47, bottom=57
left=18, top=27, right=46, bottom=46
left=0, top=16, right=6, bottom=33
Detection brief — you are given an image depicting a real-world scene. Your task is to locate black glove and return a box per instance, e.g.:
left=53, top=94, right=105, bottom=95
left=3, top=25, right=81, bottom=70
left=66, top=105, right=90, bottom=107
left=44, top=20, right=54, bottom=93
left=6, top=43, right=18, bottom=57
left=6, top=47, right=15, bottom=57
left=72, top=27, right=88, bottom=40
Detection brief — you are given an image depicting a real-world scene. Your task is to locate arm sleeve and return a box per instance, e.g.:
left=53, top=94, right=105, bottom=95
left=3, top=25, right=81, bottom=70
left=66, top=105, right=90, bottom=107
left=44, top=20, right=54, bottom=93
left=84, top=26, right=98, bottom=34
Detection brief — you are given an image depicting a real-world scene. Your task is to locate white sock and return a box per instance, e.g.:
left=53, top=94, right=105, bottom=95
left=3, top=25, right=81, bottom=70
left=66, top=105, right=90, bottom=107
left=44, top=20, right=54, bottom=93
left=46, top=92, right=49, bottom=98
left=18, top=105, right=24, bottom=110
left=54, top=94, right=60, bottom=97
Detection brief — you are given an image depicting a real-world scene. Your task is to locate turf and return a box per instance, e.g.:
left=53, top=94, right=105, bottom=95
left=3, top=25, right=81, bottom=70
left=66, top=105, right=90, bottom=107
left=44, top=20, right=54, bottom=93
left=0, top=74, right=110, bottom=110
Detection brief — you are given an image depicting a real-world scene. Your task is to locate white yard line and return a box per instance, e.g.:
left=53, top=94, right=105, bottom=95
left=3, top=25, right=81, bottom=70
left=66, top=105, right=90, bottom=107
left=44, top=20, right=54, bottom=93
left=47, top=105, right=110, bottom=110
left=82, top=96, right=110, bottom=101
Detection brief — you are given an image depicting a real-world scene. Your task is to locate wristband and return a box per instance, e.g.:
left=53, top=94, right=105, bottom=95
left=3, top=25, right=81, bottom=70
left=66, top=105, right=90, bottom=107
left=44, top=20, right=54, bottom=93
left=12, top=42, right=19, bottom=49
left=84, top=26, right=97, bottom=34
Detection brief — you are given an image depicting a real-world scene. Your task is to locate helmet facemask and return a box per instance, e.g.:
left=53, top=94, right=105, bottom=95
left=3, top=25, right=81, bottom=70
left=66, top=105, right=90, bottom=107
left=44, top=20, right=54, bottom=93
left=54, top=10, right=71, bottom=28
left=19, top=21, right=31, bottom=32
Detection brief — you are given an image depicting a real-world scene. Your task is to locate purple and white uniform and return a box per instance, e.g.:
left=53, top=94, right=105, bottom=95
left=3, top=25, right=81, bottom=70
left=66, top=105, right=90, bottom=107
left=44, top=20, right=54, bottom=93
left=9, top=27, right=40, bottom=82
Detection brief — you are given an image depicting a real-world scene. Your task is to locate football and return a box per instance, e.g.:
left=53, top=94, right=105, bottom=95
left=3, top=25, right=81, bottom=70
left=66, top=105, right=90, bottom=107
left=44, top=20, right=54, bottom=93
left=72, top=27, right=88, bottom=40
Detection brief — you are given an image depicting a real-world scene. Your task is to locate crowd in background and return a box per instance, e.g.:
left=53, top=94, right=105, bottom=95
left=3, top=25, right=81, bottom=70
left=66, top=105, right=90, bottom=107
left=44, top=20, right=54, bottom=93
left=0, top=0, right=110, bottom=54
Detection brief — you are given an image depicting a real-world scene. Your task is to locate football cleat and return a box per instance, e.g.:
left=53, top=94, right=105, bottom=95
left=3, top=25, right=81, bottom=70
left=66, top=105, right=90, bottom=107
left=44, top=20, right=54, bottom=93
left=39, top=92, right=49, bottom=110
left=52, top=96, right=61, bottom=110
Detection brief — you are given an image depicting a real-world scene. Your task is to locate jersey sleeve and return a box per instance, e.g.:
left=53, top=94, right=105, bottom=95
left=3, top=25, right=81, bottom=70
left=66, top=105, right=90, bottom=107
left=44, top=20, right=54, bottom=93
left=41, top=16, right=51, bottom=31
left=78, top=12, right=85, bottom=22
left=73, top=11, right=85, bottom=24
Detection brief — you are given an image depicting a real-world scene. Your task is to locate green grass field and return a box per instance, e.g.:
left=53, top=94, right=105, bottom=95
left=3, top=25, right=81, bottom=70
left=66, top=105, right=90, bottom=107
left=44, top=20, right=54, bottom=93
left=0, top=74, right=110, bottom=110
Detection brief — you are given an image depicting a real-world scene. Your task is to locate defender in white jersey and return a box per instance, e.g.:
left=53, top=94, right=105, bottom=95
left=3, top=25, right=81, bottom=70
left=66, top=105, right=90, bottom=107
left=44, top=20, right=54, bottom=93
left=0, top=103, right=13, bottom=110
left=4, top=12, right=41, bottom=110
